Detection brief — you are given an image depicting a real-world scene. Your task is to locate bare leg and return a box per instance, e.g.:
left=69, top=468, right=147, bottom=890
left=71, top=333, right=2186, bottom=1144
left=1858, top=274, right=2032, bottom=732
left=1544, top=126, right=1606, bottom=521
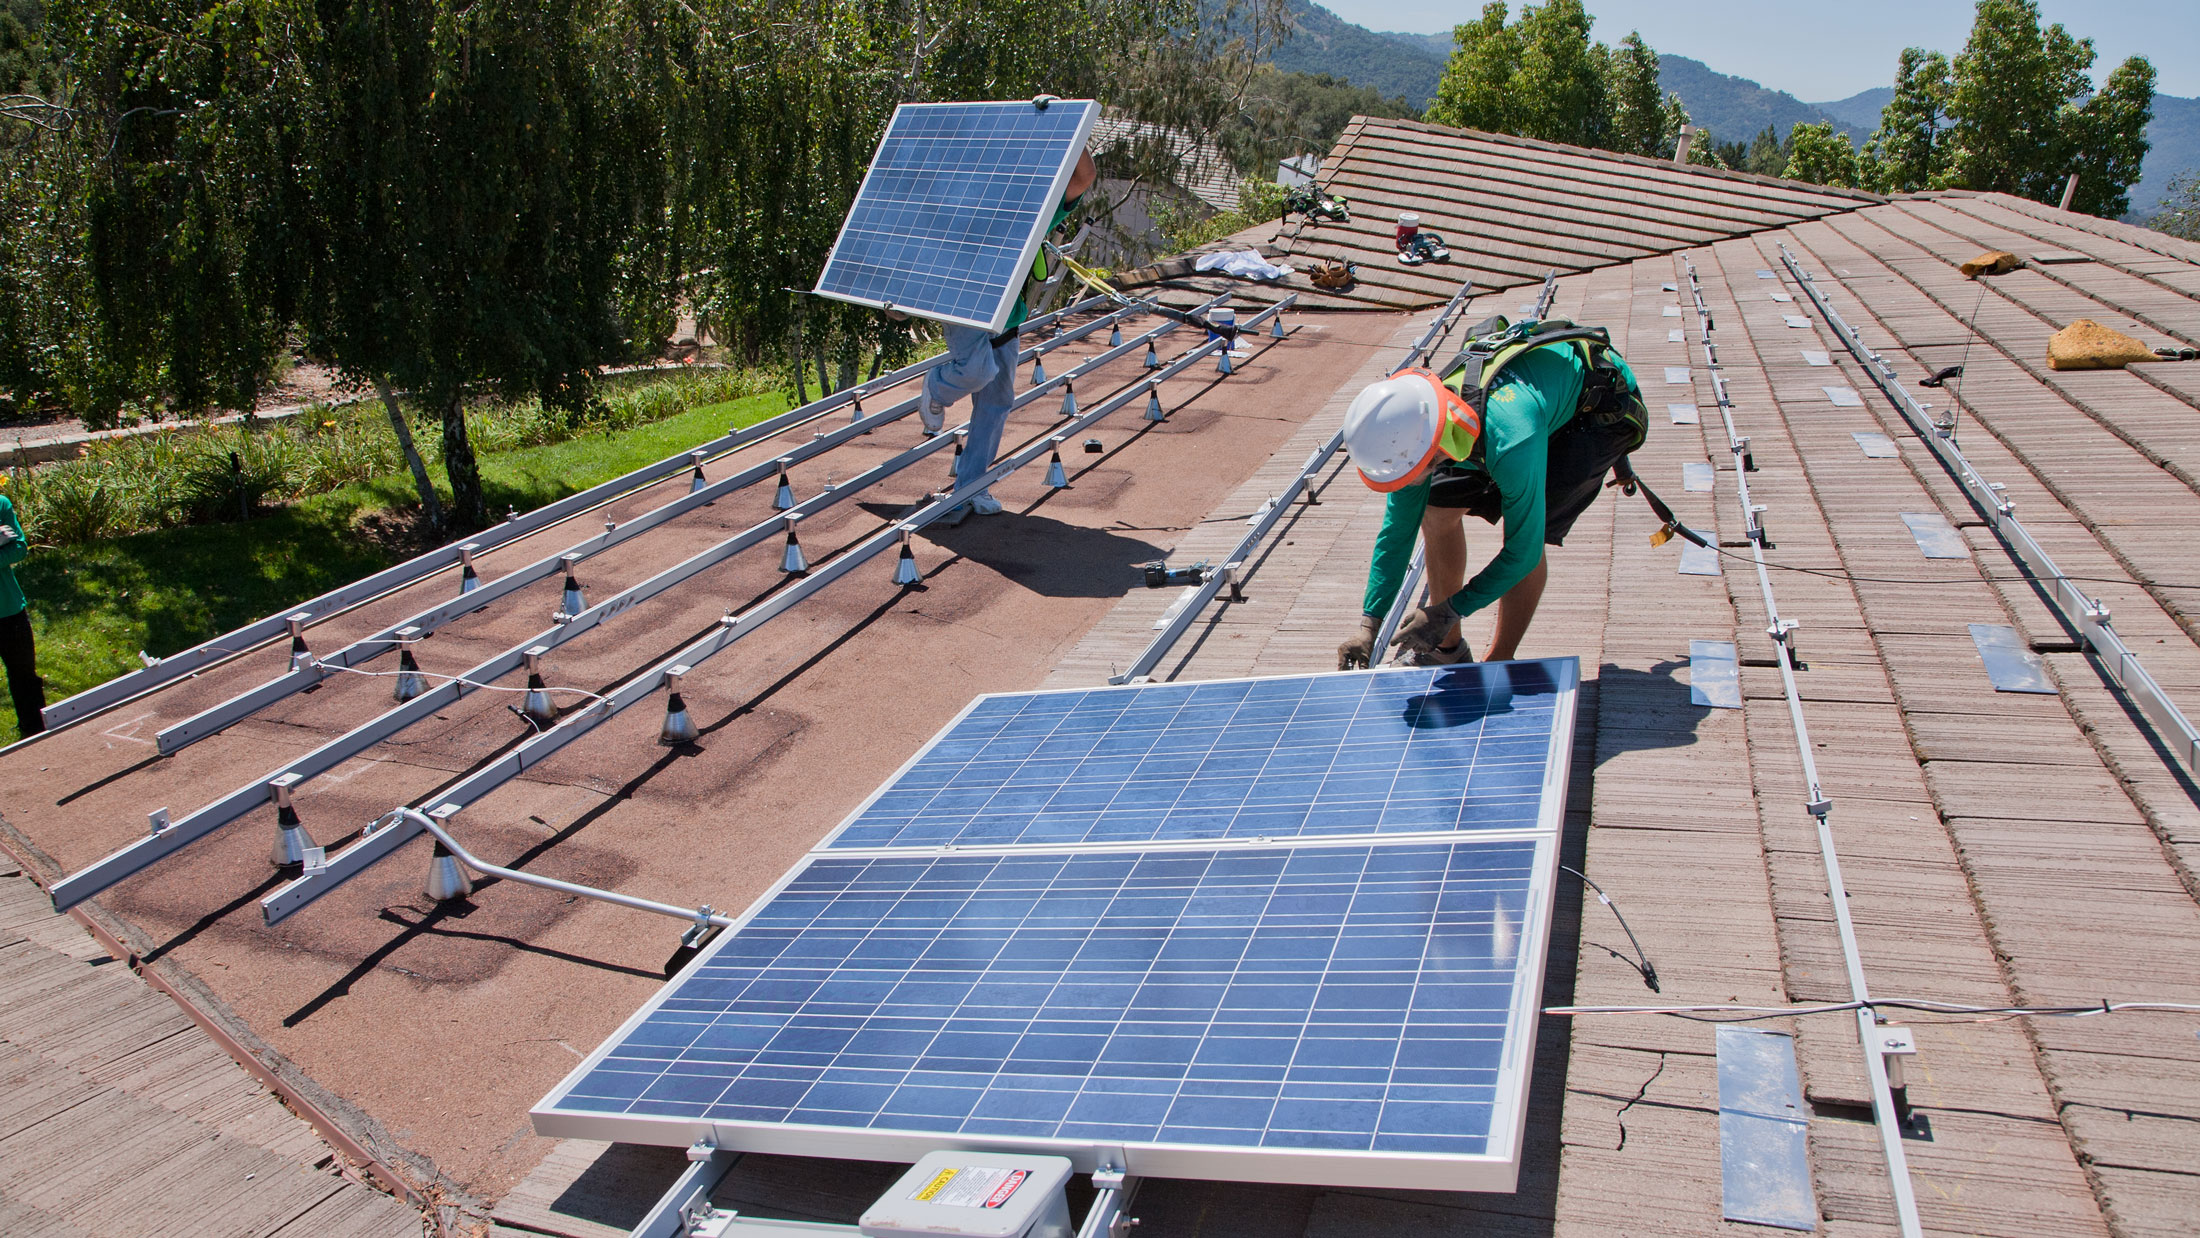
left=1420, top=507, right=1467, bottom=648
left=1483, top=553, right=1548, bottom=662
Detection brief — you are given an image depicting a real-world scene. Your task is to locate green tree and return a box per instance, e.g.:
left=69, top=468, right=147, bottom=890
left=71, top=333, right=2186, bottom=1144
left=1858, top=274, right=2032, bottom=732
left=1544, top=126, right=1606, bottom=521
left=1940, top=0, right=2152, bottom=213
left=1784, top=121, right=1861, bottom=188
left=1427, top=3, right=1690, bottom=159
left=1744, top=124, right=1789, bottom=177
left=1607, top=32, right=1681, bottom=160
left=2058, top=54, right=2154, bottom=217
left=1861, top=48, right=1951, bottom=193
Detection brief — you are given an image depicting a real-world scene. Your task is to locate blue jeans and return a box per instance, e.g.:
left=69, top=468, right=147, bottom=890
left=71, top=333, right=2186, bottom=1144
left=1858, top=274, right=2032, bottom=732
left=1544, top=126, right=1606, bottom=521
left=925, top=324, right=1020, bottom=495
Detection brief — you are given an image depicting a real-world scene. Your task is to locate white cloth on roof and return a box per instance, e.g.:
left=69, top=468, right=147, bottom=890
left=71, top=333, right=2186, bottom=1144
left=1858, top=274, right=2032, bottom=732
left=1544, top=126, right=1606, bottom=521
left=1194, top=249, right=1293, bottom=281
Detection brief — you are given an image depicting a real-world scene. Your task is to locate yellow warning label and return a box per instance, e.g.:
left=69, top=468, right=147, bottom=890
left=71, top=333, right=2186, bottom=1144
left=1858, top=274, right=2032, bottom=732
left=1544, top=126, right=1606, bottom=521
left=912, top=1168, right=959, bottom=1202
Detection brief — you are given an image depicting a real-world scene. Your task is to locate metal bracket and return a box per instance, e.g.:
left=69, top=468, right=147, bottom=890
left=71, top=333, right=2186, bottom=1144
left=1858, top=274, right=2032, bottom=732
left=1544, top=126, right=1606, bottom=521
left=147, top=808, right=172, bottom=837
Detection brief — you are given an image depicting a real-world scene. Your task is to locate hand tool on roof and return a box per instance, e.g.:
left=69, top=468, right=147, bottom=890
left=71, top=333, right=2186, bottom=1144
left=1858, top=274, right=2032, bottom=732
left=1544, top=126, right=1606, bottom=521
left=1281, top=183, right=1350, bottom=223
left=1397, top=231, right=1450, bottom=266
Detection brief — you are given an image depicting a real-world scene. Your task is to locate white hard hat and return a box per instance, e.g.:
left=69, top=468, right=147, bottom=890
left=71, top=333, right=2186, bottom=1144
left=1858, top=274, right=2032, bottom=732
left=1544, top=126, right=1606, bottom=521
left=1341, top=370, right=1479, bottom=491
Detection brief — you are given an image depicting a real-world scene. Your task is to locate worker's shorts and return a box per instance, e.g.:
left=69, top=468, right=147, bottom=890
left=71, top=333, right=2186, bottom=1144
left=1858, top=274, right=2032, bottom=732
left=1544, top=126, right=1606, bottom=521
left=1425, top=408, right=1638, bottom=546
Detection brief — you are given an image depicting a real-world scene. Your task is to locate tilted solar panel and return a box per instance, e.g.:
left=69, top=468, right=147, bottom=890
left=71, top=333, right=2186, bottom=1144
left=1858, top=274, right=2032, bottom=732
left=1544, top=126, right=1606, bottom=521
left=534, top=662, right=1578, bottom=1192
left=815, top=99, right=1098, bottom=333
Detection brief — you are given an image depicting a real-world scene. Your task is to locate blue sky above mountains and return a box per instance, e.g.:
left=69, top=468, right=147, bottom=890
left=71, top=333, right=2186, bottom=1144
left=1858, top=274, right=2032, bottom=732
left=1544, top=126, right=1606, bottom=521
left=1318, top=0, right=2199, bottom=100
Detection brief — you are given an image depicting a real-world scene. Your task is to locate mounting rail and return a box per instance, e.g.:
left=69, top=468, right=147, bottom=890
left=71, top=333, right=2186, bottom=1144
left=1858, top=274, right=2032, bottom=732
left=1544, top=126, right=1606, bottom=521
left=152, top=298, right=1154, bottom=755
left=259, top=297, right=1289, bottom=924
left=1778, top=245, right=2200, bottom=778
left=1682, top=254, right=1923, bottom=1236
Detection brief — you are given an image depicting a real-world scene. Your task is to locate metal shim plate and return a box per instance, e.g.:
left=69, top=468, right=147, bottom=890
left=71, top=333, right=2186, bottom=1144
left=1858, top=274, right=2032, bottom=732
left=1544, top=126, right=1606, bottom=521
left=1853, top=432, right=1898, bottom=458
left=1679, top=542, right=1723, bottom=576
left=1769, top=292, right=1793, bottom=302
left=1801, top=350, right=1830, bottom=366
left=1689, top=639, right=1741, bottom=709
left=1823, top=386, right=1863, bottom=407
left=1716, top=1026, right=1817, bottom=1231
left=1663, top=305, right=1682, bottom=317
left=1665, top=366, right=1692, bottom=385
left=1901, top=512, right=1970, bottom=559
left=1669, top=328, right=1684, bottom=343
left=1683, top=462, right=1715, bottom=492
left=1669, top=403, right=1699, bottom=425
left=1970, top=623, right=2057, bottom=694
left=1783, top=315, right=1811, bottom=329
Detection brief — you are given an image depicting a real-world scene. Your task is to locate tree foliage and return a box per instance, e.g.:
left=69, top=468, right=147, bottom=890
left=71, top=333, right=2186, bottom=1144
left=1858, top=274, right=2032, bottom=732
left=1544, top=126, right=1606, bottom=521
left=1783, top=122, right=1861, bottom=188
left=0, top=0, right=1268, bottom=530
left=1860, top=47, right=1950, bottom=193
left=1425, top=2, right=1687, bottom=162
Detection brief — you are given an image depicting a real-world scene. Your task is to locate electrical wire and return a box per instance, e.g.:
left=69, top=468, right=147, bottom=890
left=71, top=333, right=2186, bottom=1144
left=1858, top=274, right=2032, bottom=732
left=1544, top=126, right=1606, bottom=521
left=1560, top=865, right=1659, bottom=992
left=1546, top=998, right=2200, bottom=1024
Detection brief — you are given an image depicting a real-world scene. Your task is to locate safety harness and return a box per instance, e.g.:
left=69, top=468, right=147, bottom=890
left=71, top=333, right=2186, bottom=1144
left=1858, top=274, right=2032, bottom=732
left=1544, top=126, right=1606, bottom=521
left=1431, top=316, right=1707, bottom=548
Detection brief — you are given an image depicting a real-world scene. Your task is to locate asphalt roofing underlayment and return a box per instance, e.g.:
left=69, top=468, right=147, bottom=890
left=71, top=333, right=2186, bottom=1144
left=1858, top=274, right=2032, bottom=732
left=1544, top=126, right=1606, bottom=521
left=4, top=117, right=2200, bottom=1236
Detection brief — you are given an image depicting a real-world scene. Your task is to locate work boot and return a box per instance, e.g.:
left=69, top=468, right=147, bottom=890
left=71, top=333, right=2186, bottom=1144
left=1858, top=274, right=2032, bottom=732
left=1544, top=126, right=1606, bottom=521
left=918, top=384, right=943, bottom=436
left=968, top=491, right=1003, bottom=516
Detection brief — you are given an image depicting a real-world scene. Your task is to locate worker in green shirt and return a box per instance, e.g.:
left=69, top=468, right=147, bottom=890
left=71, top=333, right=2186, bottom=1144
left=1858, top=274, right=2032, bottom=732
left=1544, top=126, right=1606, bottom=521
left=1336, top=336, right=1642, bottom=669
left=0, top=490, right=43, bottom=737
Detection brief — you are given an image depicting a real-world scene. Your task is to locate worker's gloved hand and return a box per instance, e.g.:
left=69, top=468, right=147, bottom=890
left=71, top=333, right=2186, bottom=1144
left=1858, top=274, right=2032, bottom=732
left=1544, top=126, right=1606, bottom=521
left=1336, top=615, right=1382, bottom=670
left=1392, top=599, right=1459, bottom=655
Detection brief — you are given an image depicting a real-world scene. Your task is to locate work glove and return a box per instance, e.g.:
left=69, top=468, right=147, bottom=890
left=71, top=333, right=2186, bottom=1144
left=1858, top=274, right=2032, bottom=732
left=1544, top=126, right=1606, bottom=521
left=1336, top=614, right=1382, bottom=670
left=1392, top=599, right=1459, bottom=656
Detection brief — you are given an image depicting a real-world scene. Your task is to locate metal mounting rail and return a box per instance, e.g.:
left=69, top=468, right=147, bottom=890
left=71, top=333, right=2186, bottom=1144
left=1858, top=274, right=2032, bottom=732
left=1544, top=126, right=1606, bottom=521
left=1682, top=254, right=1923, bottom=1237
left=261, top=296, right=1286, bottom=924
left=1778, top=244, right=2200, bottom=778
left=152, top=297, right=1153, bottom=755
left=14, top=294, right=1108, bottom=741
left=51, top=297, right=1224, bottom=914
left=1111, top=283, right=1467, bottom=683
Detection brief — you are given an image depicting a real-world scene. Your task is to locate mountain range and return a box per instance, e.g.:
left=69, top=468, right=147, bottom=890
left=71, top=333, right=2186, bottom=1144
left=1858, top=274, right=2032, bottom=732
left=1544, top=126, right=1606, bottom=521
left=1263, top=1, right=2195, bottom=219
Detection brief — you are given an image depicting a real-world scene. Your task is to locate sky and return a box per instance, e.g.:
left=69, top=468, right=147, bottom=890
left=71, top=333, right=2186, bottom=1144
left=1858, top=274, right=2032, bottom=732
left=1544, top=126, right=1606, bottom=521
left=1312, top=0, right=2200, bottom=102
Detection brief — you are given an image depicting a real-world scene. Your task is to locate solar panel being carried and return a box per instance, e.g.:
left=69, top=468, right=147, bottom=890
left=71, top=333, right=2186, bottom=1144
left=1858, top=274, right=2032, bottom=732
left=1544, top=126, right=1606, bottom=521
left=815, top=99, right=1099, bottom=333
left=534, top=661, right=1578, bottom=1192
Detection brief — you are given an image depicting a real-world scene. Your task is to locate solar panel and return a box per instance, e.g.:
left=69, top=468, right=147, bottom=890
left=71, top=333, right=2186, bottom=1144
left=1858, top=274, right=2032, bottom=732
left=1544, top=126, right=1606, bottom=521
left=535, top=662, right=1578, bottom=1192
left=825, top=665, right=1568, bottom=850
left=815, top=99, right=1098, bottom=333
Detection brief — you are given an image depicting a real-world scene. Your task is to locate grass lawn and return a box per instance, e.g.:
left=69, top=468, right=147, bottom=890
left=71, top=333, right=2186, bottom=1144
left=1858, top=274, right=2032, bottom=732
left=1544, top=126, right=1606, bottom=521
left=5, top=389, right=790, bottom=746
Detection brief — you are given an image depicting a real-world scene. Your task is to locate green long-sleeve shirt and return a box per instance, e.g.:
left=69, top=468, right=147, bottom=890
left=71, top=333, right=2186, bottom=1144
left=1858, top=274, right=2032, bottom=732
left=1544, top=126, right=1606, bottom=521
left=1359, top=344, right=1589, bottom=621
left=0, top=494, right=27, bottom=619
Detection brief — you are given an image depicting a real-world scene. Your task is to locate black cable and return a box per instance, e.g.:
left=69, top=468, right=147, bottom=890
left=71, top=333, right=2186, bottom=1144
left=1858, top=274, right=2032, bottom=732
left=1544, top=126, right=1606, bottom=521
left=1561, top=865, right=1659, bottom=992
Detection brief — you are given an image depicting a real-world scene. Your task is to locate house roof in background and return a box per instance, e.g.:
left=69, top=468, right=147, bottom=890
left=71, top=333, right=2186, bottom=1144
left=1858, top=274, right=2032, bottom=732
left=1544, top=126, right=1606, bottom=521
left=1090, top=112, right=1244, bottom=214
left=1138, top=116, right=1884, bottom=311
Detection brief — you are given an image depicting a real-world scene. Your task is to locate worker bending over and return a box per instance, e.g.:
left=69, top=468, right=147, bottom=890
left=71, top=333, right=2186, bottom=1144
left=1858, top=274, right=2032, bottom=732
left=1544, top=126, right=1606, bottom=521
left=1337, top=321, right=1645, bottom=669
left=921, top=147, right=1097, bottom=525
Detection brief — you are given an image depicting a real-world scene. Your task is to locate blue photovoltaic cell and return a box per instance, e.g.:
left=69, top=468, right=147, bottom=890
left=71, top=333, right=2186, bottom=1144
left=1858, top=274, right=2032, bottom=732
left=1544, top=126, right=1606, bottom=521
left=829, top=664, right=1561, bottom=850
left=816, top=100, right=1096, bottom=331
left=550, top=840, right=1536, bottom=1154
